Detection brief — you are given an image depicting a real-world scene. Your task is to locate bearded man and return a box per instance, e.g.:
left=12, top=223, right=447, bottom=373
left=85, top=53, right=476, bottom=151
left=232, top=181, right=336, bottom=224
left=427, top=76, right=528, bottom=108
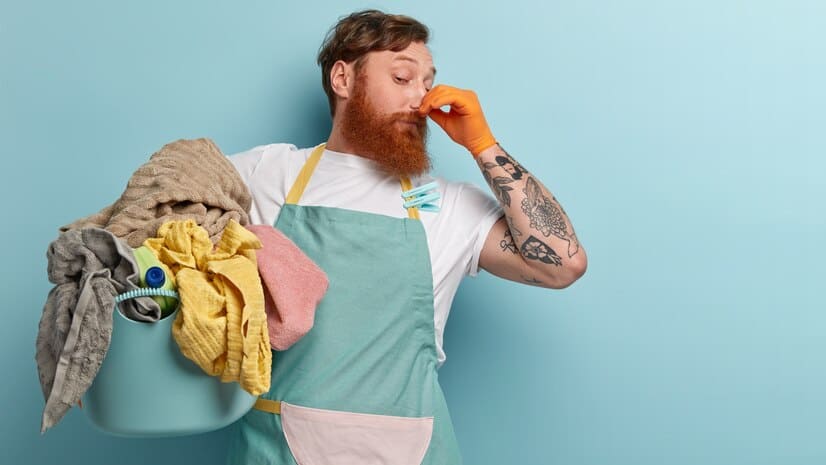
left=227, top=9, right=587, bottom=464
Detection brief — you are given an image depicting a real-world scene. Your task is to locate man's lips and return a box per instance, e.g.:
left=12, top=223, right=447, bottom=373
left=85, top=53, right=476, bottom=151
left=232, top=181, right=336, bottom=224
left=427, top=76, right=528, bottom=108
left=395, top=119, right=421, bottom=131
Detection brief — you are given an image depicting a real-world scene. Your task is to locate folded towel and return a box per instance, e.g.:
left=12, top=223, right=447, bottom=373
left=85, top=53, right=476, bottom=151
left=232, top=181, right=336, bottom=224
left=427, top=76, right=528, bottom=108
left=36, top=228, right=160, bottom=433
left=61, top=138, right=251, bottom=248
left=143, top=219, right=271, bottom=395
left=246, top=225, right=328, bottom=351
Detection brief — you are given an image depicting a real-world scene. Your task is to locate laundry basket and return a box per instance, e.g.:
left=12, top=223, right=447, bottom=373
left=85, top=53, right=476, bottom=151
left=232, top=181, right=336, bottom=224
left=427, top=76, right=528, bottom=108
left=82, top=289, right=256, bottom=438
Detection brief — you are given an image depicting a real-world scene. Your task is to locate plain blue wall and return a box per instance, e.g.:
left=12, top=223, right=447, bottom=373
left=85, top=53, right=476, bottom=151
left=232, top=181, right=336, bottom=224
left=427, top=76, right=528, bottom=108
left=2, top=1, right=824, bottom=463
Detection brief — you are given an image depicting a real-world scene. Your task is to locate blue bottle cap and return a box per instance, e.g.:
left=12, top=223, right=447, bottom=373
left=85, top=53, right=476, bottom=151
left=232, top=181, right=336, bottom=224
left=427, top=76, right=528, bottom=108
left=145, top=266, right=166, bottom=288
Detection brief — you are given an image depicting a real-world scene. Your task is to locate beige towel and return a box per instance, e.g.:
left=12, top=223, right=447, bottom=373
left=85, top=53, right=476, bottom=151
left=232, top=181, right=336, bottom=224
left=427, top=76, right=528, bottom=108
left=61, top=138, right=251, bottom=248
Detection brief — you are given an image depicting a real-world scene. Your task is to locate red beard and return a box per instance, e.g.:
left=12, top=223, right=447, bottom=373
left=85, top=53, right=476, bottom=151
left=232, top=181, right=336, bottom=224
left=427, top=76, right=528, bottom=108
left=340, top=75, right=431, bottom=178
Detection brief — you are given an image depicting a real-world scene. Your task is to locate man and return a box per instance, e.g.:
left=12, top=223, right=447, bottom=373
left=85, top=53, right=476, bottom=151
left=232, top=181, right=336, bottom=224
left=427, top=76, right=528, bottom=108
left=226, top=9, right=587, bottom=464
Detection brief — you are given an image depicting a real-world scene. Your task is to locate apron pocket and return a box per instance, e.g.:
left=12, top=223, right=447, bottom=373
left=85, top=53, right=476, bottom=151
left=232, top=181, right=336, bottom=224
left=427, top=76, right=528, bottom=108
left=280, top=401, right=434, bottom=465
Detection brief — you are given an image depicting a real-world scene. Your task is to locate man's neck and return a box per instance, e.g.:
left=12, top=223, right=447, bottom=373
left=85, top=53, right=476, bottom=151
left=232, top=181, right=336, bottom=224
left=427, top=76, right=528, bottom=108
left=325, top=121, right=360, bottom=156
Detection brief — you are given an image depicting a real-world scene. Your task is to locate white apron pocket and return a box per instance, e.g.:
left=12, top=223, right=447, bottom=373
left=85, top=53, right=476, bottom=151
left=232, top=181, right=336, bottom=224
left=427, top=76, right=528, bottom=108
left=280, top=401, right=434, bottom=465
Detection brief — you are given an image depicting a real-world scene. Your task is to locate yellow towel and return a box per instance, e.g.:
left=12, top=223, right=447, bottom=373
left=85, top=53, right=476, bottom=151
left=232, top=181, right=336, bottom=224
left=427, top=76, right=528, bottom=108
left=144, top=219, right=271, bottom=395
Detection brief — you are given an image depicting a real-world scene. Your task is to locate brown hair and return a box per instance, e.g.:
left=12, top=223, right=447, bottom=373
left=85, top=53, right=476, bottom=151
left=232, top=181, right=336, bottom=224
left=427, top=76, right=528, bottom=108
left=317, top=10, right=430, bottom=117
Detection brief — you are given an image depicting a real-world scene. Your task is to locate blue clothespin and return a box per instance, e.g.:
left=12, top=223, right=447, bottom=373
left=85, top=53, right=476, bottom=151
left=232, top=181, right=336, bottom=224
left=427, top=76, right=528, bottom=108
left=402, top=181, right=441, bottom=212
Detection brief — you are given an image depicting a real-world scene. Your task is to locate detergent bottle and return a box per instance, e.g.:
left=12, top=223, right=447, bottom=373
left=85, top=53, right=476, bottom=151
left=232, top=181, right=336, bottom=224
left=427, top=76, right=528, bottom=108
left=132, top=246, right=177, bottom=317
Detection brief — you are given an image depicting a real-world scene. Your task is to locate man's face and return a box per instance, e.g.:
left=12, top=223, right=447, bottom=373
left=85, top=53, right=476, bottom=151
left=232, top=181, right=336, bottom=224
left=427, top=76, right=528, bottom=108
left=354, top=41, right=435, bottom=125
left=339, top=42, right=437, bottom=178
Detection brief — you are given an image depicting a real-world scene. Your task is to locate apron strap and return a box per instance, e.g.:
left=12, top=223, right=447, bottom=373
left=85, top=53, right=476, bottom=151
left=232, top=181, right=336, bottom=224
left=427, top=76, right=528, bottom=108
left=399, top=177, right=421, bottom=220
left=284, top=143, right=326, bottom=205
left=283, top=143, right=420, bottom=220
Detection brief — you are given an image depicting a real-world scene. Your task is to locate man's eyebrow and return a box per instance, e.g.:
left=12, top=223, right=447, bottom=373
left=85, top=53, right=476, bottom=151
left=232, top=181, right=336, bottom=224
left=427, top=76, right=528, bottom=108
left=393, top=55, right=437, bottom=79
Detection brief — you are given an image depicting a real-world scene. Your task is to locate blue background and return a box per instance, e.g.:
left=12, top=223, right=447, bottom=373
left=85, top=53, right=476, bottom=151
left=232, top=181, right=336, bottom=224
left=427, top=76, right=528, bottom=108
left=2, top=1, right=824, bottom=463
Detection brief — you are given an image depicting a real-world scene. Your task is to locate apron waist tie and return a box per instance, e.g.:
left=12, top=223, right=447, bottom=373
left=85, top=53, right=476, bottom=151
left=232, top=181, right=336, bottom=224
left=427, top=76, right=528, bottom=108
left=254, top=398, right=281, bottom=415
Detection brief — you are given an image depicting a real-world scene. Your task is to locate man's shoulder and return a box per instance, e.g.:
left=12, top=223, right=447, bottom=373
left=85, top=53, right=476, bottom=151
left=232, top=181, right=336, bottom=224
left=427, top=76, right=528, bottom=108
left=227, top=142, right=312, bottom=177
left=228, top=142, right=305, bottom=160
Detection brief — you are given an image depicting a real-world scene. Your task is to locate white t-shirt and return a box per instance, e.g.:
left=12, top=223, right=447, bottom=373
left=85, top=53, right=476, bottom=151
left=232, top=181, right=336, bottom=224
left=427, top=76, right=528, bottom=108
left=228, top=143, right=504, bottom=367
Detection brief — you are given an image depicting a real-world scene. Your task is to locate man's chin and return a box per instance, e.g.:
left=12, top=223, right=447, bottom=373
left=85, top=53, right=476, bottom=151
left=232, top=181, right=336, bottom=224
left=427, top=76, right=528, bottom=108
left=364, top=142, right=432, bottom=178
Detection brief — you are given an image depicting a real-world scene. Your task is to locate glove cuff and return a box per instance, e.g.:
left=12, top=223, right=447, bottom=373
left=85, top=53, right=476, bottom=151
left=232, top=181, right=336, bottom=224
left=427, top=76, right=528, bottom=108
left=469, top=135, right=498, bottom=158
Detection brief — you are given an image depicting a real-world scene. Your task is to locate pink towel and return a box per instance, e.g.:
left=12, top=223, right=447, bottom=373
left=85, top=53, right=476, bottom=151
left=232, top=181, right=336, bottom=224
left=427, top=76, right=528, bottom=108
left=246, top=225, right=328, bottom=350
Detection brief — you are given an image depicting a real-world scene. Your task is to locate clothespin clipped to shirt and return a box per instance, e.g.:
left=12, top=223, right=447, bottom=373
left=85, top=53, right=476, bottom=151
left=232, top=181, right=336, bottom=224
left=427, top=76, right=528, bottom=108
left=402, top=181, right=441, bottom=213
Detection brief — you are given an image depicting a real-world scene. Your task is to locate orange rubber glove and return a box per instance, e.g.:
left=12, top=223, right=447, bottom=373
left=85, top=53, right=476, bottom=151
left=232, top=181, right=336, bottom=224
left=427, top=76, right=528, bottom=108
left=418, top=85, right=497, bottom=157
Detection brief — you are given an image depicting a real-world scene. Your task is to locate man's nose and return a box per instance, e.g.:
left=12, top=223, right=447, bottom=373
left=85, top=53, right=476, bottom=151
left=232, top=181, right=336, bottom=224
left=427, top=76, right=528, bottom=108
left=409, top=81, right=429, bottom=111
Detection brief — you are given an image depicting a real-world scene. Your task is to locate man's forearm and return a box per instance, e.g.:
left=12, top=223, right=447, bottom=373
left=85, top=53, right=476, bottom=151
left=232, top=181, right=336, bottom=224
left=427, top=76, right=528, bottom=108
left=475, top=144, right=585, bottom=278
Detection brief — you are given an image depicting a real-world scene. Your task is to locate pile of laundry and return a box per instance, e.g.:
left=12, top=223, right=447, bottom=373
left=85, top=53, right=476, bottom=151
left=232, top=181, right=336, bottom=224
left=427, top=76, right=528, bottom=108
left=35, top=138, right=328, bottom=434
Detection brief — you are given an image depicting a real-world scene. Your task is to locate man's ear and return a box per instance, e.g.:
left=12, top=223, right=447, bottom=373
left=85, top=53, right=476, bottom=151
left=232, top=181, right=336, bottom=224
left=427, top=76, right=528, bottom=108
left=330, top=60, right=354, bottom=100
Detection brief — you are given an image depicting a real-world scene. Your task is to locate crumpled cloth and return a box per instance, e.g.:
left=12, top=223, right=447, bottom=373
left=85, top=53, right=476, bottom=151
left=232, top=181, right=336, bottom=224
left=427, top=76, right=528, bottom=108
left=143, top=219, right=271, bottom=395
left=246, top=225, right=328, bottom=351
left=36, top=228, right=161, bottom=433
left=61, top=138, right=251, bottom=248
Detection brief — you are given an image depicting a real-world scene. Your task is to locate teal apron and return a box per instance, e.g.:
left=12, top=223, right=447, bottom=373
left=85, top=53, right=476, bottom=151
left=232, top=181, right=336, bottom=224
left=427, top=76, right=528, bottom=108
left=226, top=144, right=463, bottom=464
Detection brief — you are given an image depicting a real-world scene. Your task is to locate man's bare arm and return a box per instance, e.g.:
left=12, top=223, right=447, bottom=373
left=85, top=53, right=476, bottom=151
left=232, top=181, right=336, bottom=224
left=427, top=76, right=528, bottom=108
left=416, top=85, right=586, bottom=287
left=476, top=144, right=586, bottom=288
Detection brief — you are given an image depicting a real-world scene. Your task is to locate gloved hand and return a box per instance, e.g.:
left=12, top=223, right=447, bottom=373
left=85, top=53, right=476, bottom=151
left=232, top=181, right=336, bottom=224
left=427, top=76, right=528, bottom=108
left=418, top=85, right=497, bottom=157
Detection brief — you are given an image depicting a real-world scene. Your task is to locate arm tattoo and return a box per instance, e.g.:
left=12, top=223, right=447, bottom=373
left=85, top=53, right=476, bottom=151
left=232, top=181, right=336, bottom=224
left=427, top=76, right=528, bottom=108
left=479, top=147, right=530, bottom=207
left=521, top=176, right=581, bottom=258
left=481, top=162, right=515, bottom=207
left=494, top=148, right=528, bottom=180
left=500, top=228, right=519, bottom=254
left=505, top=215, right=523, bottom=238
left=520, top=235, right=562, bottom=266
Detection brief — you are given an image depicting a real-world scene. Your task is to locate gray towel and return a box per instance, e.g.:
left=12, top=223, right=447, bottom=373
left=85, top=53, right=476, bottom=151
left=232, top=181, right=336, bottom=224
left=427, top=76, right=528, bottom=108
left=36, top=228, right=160, bottom=433
left=60, top=138, right=252, bottom=248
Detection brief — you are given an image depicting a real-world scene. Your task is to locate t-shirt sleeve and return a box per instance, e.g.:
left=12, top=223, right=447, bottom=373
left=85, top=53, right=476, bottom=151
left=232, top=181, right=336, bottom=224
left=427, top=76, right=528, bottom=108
left=227, top=143, right=301, bottom=225
left=227, top=144, right=267, bottom=183
left=447, top=181, right=505, bottom=278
